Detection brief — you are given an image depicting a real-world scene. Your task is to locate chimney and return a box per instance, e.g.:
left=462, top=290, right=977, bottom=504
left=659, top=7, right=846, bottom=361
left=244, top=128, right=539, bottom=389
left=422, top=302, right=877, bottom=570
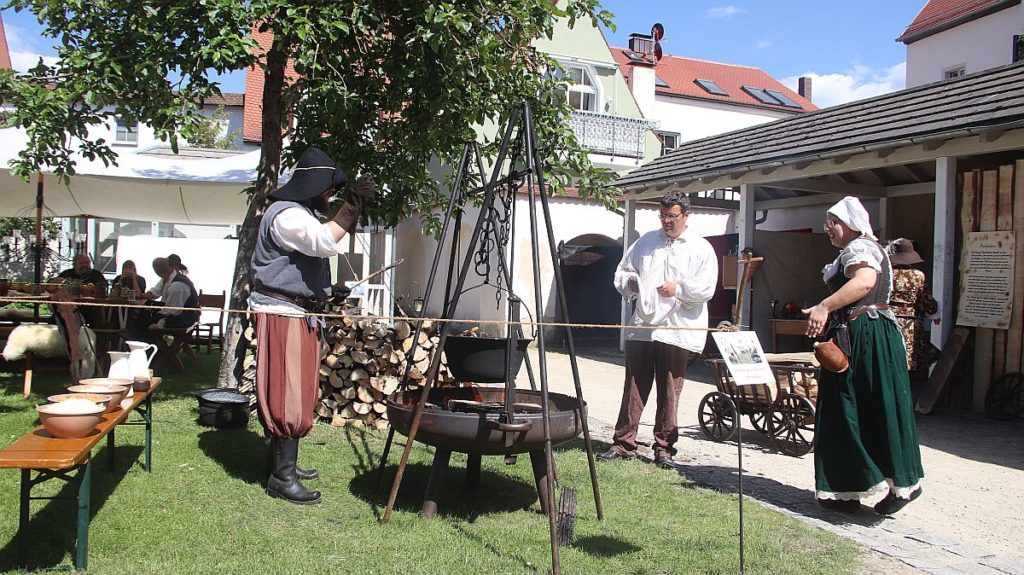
left=798, top=76, right=813, bottom=102
left=629, top=33, right=654, bottom=55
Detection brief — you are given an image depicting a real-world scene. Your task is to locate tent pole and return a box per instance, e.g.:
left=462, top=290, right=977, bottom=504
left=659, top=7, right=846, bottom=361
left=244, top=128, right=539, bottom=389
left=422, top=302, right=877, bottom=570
left=33, top=173, right=43, bottom=322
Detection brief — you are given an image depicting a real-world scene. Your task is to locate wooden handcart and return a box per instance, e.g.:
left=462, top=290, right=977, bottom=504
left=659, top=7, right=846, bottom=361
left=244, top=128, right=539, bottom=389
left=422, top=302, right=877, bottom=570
left=699, top=354, right=819, bottom=456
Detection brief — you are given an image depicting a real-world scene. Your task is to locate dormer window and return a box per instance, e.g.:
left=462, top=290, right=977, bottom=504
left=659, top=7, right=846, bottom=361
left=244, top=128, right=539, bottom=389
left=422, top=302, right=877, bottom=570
left=115, top=118, right=138, bottom=145
left=553, top=62, right=601, bottom=112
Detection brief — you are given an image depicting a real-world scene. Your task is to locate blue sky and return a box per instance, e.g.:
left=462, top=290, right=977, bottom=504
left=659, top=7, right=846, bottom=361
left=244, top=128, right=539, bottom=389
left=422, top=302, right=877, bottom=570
left=2, top=1, right=926, bottom=108
left=598, top=0, right=925, bottom=107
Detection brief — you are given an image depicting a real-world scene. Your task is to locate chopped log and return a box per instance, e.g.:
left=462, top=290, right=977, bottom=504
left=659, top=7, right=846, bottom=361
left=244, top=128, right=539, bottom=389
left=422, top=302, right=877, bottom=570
left=352, top=401, right=372, bottom=415
left=350, top=368, right=370, bottom=383
left=373, top=400, right=388, bottom=414
left=340, top=386, right=358, bottom=400
left=340, top=354, right=354, bottom=368
left=319, top=365, right=332, bottom=379
left=381, top=376, right=400, bottom=395
left=351, top=350, right=371, bottom=364
left=328, top=370, right=346, bottom=389
left=324, top=354, right=341, bottom=369
left=356, top=385, right=374, bottom=404
left=394, top=320, right=411, bottom=340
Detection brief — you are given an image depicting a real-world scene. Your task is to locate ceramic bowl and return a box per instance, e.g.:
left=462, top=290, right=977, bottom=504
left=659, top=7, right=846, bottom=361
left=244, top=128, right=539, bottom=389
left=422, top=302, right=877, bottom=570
left=78, top=377, right=135, bottom=398
left=67, top=384, right=128, bottom=412
left=36, top=402, right=105, bottom=438
left=47, top=393, right=112, bottom=412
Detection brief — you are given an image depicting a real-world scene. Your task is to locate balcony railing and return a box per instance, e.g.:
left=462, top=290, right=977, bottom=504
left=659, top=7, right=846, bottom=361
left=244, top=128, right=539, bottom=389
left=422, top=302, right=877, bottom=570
left=568, top=110, right=658, bottom=160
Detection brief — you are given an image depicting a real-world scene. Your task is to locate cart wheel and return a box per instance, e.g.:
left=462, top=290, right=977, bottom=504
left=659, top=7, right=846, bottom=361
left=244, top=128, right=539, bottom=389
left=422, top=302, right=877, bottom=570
left=698, top=392, right=738, bottom=442
left=748, top=411, right=770, bottom=434
left=556, top=487, right=577, bottom=547
left=768, top=393, right=816, bottom=456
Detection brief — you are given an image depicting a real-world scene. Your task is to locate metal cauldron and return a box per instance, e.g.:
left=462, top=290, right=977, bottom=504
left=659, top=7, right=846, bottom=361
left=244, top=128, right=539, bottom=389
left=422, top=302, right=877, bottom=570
left=443, top=336, right=532, bottom=383
left=386, top=387, right=585, bottom=455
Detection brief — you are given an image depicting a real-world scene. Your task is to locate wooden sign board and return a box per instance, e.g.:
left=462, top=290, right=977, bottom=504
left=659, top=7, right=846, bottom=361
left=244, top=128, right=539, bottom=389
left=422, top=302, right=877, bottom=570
left=957, top=231, right=1015, bottom=329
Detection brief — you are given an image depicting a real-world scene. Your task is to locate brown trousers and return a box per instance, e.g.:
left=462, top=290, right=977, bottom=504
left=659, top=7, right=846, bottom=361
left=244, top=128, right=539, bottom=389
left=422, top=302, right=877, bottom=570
left=611, top=340, right=689, bottom=458
left=253, top=312, right=320, bottom=439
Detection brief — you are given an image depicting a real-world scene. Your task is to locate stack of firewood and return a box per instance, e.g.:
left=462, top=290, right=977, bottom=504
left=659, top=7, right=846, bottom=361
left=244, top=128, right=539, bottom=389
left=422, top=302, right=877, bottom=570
left=239, top=316, right=459, bottom=428
left=317, top=317, right=459, bottom=428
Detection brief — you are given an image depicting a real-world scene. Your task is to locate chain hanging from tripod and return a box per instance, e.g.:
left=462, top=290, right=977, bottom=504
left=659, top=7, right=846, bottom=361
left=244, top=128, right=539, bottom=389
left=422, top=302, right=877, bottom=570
left=473, top=129, right=524, bottom=307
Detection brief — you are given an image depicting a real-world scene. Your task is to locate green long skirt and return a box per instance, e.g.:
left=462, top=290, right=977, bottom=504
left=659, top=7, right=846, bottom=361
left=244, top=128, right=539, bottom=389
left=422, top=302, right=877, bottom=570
left=814, top=314, right=924, bottom=500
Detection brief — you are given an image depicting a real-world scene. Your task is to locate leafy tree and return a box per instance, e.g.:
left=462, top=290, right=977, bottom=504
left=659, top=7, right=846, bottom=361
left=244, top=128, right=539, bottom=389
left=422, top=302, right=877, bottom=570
left=0, top=0, right=617, bottom=387
left=185, top=106, right=241, bottom=150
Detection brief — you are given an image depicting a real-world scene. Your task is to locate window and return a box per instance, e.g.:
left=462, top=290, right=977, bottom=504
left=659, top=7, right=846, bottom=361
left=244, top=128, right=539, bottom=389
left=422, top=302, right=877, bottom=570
left=694, top=79, right=728, bottom=96
left=764, top=89, right=802, bottom=108
left=943, top=66, right=965, bottom=80
left=741, top=85, right=783, bottom=105
left=655, top=75, right=671, bottom=89
left=657, top=131, right=679, bottom=156
left=553, top=63, right=600, bottom=112
left=115, top=118, right=138, bottom=145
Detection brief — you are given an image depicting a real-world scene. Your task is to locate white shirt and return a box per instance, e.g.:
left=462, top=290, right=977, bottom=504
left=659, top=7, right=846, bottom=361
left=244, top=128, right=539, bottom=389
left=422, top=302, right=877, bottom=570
left=613, top=228, right=719, bottom=353
left=158, top=271, right=190, bottom=317
left=247, top=205, right=347, bottom=316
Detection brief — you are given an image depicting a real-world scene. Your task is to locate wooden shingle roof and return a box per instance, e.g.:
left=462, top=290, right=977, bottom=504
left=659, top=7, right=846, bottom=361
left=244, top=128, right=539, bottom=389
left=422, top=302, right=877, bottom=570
left=615, top=62, right=1024, bottom=191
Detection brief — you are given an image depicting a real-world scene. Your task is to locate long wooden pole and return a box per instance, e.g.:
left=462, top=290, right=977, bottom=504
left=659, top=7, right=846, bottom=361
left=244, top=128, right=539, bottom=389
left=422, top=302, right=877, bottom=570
left=33, top=173, right=44, bottom=321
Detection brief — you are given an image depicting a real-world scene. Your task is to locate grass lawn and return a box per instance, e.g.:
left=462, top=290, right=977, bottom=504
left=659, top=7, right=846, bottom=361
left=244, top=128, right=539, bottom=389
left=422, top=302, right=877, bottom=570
left=0, top=354, right=865, bottom=574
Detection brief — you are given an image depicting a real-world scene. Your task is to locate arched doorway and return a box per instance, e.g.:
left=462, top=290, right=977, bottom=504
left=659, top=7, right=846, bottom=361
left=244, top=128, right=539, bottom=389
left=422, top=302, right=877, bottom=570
left=557, top=234, right=622, bottom=347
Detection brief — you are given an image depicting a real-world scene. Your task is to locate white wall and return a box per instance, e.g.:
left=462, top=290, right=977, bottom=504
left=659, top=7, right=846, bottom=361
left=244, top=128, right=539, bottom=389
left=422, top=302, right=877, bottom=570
left=906, top=4, right=1023, bottom=87
left=653, top=95, right=795, bottom=143
left=85, top=105, right=249, bottom=153
left=115, top=236, right=239, bottom=326
left=393, top=195, right=734, bottom=335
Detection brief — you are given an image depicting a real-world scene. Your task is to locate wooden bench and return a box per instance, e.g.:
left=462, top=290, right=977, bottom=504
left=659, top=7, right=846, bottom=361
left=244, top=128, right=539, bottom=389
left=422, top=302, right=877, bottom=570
left=0, top=377, right=163, bottom=571
left=150, top=324, right=197, bottom=372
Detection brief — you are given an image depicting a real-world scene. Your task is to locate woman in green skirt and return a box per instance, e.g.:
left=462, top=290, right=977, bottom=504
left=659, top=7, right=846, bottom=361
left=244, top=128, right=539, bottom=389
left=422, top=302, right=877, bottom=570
left=802, top=196, right=924, bottom=514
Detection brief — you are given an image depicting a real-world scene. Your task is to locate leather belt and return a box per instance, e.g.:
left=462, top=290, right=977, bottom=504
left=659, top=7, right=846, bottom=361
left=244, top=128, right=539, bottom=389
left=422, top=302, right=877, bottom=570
left=253, top=287, right=324, bottom=312
left=848, top=303, right=889, bottom=321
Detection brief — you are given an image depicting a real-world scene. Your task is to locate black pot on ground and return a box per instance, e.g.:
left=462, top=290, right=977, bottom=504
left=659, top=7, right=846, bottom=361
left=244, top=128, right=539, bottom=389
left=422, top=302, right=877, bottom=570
left=443, top=336, right=532, bottom=383
left=195, top=389, right=251, bottom=429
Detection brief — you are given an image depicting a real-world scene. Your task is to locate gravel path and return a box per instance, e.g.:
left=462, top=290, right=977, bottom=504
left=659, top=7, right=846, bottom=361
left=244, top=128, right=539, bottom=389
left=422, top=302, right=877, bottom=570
left=515, top=347, right=1024, bottom=575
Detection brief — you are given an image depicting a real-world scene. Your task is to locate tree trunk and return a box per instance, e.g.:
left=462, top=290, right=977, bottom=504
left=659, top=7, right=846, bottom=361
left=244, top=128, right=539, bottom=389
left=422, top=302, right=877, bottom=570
left=217, top=33, right=288, bottom=388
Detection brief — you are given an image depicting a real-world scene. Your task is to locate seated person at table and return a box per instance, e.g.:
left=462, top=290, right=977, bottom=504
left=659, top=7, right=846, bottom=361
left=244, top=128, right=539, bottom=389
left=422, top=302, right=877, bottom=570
left=132, top=257, right=200, bottom=336
left=58, top=253, right=109, bottom=289
left=111, top=260, right=147, bottom=294
left=140, top=253, right=186, bottom=301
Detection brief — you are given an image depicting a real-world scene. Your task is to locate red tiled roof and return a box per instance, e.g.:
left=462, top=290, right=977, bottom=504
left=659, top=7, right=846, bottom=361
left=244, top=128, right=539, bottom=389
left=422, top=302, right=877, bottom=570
left=897, top=0, right=1018, bottom=43
left=611, top=48, right=817, bottom=113
left=203, top=92, right=245, bottom=107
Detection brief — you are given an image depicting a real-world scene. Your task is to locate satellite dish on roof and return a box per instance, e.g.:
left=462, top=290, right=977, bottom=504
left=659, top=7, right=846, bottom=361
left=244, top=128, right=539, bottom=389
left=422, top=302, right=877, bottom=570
left=653, top=42, right=663, bottom=62
left=651, top=23, right=665, bottom=42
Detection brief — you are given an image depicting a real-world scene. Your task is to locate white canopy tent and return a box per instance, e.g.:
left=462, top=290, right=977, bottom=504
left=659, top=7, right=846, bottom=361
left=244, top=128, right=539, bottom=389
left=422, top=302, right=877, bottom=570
left=0, top=128, right=260, bottom=224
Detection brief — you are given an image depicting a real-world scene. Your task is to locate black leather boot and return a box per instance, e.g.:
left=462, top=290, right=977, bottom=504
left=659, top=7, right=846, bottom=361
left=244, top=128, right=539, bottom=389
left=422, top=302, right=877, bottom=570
left=266, top=438, right=322, bottom=505
left=294, top=440, right=320, bottom=481
left=267, top=441, right=319, bottom=481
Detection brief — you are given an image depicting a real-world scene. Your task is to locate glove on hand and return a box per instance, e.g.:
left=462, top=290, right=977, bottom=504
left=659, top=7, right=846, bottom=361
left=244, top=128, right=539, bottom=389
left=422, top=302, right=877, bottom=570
left=332, top=174, right=377, bottom=233
left=327, top=283, right=353, bottom=305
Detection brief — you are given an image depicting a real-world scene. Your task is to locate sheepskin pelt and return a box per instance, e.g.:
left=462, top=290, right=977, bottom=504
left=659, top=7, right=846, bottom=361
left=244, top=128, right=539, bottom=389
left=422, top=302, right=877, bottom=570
left=2, top=323, right=97, bottom=378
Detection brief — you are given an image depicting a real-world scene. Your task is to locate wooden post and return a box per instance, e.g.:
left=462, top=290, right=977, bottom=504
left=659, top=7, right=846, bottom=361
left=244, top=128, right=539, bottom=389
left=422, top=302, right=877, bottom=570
left=932, top=157, right=957, bottom=350
left=736, top=184, right=756, bottom=327
left=620, top=198, right=636, bottom=352
left=972, top=170, right=997, bottom=412
left=1009, top=160, right=1024, bottom=374
left=991, top=165, right=1015, bottom=379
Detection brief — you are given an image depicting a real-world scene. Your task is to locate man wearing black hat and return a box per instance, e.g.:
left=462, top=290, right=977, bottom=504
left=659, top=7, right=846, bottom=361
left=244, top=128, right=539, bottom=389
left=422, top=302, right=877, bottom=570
left=248, top=146, right=375, bottom=505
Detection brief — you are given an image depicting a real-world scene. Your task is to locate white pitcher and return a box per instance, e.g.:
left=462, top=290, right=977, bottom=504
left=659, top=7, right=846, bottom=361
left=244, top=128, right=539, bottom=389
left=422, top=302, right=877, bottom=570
left=126, top=340, right=158, bottom=379
left=107, top=351, right=132, bottom=380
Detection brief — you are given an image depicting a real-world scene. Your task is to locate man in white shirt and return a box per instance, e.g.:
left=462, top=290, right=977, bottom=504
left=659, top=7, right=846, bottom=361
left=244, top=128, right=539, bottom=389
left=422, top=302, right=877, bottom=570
left=599, top=191, right=718, bottom=468
left=248, top=146, right=375, bottom=505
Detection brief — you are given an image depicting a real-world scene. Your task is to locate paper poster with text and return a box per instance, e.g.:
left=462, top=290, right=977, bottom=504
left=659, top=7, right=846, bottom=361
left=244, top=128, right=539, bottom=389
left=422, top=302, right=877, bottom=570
left=711, top=331, right=775, bottom=386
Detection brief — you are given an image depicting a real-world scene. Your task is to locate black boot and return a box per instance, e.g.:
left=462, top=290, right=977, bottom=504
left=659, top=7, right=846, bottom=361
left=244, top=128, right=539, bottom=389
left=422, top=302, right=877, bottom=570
left=294, top=441, right=320, bottom=481
left=267, top=442, right=319, bottom=481
left=266, top=438, right=322, bottom=505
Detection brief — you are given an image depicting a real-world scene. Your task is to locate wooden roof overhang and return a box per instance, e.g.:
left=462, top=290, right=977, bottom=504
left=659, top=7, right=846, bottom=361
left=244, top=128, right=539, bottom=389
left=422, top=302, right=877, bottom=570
left=615, top=62, right=1024, bottom=208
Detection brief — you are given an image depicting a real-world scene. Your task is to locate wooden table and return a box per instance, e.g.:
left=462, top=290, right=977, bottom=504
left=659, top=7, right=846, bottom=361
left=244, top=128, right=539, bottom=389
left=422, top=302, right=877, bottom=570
left=0, top=377, right=162, bottom=571
left=769, top=319, right=810, bottom=353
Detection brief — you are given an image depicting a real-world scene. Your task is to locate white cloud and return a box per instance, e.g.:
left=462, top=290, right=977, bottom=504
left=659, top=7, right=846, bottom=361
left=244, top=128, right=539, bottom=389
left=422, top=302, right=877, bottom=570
left=706, top=6, right=747, bottom=19
left=3, top=23, right=60, bottom=72
left=782, top=62, right=906, bottom=108
left=756, top=40, right=774, bottom=49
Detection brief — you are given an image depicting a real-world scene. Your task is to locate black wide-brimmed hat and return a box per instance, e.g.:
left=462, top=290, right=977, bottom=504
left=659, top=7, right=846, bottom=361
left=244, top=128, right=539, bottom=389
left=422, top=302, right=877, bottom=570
left=166, top=253, right=188, bottom=272
left=269, top=146, right=348, bottom=202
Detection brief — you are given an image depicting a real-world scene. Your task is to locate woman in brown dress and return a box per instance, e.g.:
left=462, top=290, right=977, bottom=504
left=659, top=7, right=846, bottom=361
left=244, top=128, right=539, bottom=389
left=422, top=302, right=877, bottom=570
left=886, top=238, right=938, bottom=378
